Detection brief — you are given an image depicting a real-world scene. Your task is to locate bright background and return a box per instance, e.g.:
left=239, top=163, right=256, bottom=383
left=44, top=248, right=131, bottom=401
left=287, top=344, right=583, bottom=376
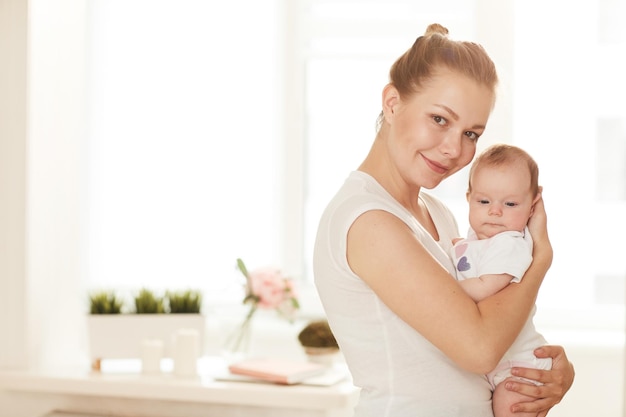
left=0, top=0, right=624, bottom=415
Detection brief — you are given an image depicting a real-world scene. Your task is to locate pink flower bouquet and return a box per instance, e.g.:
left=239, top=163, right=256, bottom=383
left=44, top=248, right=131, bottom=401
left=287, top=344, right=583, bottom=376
left=225, top=258, right=300, bottom=353
left=243, top=263, right=299, bottom=319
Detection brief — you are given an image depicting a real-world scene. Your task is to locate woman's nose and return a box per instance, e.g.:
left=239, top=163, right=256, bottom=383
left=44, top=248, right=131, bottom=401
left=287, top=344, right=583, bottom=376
left=440, top=132, right=462, bottom=158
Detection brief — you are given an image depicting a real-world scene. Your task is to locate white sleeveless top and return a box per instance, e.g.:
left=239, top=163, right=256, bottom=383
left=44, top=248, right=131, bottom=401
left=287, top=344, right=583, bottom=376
left=314, top=171, right=494, bottom=417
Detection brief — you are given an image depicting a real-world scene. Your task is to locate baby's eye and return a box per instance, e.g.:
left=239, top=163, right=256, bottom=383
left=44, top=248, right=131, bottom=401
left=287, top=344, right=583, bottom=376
left=479, top=199, right=490, bottom=205
left=433, top=115, right=447, bottom=126
left=505, top=202, right=517, bottom=207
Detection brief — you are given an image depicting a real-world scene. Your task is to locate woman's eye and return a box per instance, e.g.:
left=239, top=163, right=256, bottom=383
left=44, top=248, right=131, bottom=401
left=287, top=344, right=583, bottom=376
left=433, top=115, right=446, bottom=126
left=465, top=131, right=479, bottom=141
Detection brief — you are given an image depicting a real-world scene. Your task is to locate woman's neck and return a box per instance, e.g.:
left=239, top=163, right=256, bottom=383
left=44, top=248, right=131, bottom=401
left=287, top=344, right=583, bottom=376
left=358, top=136, right=422, bottom=214
left=358, top=135, right=439, bottom=240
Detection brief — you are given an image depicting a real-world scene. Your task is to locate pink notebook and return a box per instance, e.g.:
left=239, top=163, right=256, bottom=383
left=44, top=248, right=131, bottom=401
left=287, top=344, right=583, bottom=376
left=228, top=357, right=326, bottom=385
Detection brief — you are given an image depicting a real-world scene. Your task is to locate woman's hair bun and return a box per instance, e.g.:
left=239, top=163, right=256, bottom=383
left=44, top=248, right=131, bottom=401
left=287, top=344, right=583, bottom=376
left=424, top=23, right=449, bottom=37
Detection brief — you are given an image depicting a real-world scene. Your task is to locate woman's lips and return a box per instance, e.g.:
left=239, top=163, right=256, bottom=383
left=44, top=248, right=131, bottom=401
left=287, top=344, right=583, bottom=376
left=422, top=154, right=448, bottom=174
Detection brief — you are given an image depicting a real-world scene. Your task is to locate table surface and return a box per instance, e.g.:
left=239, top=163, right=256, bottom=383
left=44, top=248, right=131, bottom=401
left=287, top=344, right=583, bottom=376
left=0, top=356, right=360, bottom=411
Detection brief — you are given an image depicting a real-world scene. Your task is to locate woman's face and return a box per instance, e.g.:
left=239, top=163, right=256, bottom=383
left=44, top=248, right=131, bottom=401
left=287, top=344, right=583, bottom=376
left=383, top=70, right=495, bottom=190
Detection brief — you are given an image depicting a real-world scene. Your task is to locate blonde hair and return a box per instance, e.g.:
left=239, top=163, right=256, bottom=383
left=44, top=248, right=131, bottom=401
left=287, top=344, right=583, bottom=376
left=468, top=144, right=539, bottom=197
left=377, top=23, right=498, bottom=130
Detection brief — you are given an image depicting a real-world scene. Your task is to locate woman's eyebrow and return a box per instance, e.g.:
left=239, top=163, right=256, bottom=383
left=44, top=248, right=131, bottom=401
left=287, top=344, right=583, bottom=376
left=434, top=104, right=459, bottom=121
left=434, top=104, right=486, bottom=130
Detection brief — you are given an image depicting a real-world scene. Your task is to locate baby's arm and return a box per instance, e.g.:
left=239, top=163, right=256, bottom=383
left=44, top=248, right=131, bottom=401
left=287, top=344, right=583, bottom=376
left=457, top=274, right=513, bottom=302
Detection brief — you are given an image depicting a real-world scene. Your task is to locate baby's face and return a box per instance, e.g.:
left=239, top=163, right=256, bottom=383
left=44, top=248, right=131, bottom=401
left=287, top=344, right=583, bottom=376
left=467, top=163, right=535, bottom=240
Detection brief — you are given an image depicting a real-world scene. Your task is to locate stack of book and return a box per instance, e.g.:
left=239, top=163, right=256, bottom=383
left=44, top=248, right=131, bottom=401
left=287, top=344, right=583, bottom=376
left=225, top=357, right=345, bottom=386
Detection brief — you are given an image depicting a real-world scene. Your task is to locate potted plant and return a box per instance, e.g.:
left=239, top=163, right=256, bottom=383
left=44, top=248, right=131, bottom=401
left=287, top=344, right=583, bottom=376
left=87, top=288, right=205, bottom=371
left=134, top=288, right=165, bottom=314
left=167, top=289, right=202, bottom=314
left=89, top=290, right=124, bottom=314
left=297, top=319, right=340, bottom=364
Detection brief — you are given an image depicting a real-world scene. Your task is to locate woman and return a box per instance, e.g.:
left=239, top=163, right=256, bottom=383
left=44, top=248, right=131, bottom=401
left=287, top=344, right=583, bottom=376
left=313, top=23, right=574, bottom=417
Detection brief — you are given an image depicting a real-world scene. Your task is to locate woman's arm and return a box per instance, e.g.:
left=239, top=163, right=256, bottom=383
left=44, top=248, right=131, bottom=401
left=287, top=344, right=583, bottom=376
left=347, top=193, right=552, bottom=374
left=506, top=345, right=575, bottom=416
left=347, top=208, right=551, bottom=374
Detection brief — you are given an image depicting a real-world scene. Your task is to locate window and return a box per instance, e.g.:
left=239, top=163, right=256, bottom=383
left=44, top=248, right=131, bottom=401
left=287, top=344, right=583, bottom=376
left=86, top=0, right=284, bottom=303
left=511, top=1, right=625, bottom=320
left=85, top=0, right=625, bottom=326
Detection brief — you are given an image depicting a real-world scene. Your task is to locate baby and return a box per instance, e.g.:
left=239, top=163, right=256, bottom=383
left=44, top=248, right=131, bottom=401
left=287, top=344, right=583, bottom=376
left=450, top=144, right=552, bottom=417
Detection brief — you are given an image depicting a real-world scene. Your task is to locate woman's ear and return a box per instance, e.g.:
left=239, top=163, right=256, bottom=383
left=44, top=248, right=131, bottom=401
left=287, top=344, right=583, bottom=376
left=382, top=84, right=399, bottom=124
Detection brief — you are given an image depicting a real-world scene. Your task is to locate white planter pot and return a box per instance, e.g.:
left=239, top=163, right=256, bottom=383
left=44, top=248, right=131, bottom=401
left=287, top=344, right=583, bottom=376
left=87, top=314, right=205, bottom=370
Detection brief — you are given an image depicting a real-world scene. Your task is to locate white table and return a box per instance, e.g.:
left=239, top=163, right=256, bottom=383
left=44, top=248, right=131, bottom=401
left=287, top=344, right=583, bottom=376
left=0, top=357, right=359, bottom=417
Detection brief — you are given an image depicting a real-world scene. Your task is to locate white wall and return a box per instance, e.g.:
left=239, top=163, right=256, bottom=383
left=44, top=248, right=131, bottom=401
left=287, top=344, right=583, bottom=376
left=0, top=0, right=28, bottom=370
left=0, top=0, right=89, bottom=371
left=26, top=0, right=89, bottom=372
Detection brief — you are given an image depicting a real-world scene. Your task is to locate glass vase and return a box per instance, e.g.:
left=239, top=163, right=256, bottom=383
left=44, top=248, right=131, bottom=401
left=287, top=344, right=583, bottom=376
left=222, top=305, right=256, bottom=362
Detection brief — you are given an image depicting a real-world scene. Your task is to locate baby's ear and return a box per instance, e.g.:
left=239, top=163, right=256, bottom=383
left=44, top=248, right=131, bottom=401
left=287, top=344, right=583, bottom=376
left=531, top=195, right=540, bottom=206
left=530, top=189, right=542, bottom=215
left=532, top=190, right=542, bottom=205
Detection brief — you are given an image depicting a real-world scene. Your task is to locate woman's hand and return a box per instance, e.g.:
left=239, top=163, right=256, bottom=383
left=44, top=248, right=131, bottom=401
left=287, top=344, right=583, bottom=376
left=527, top=190, right=553, bottom=269
left=505, top=345, right=575, bottom=416
left=528, top=188, right=549, bottom=245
